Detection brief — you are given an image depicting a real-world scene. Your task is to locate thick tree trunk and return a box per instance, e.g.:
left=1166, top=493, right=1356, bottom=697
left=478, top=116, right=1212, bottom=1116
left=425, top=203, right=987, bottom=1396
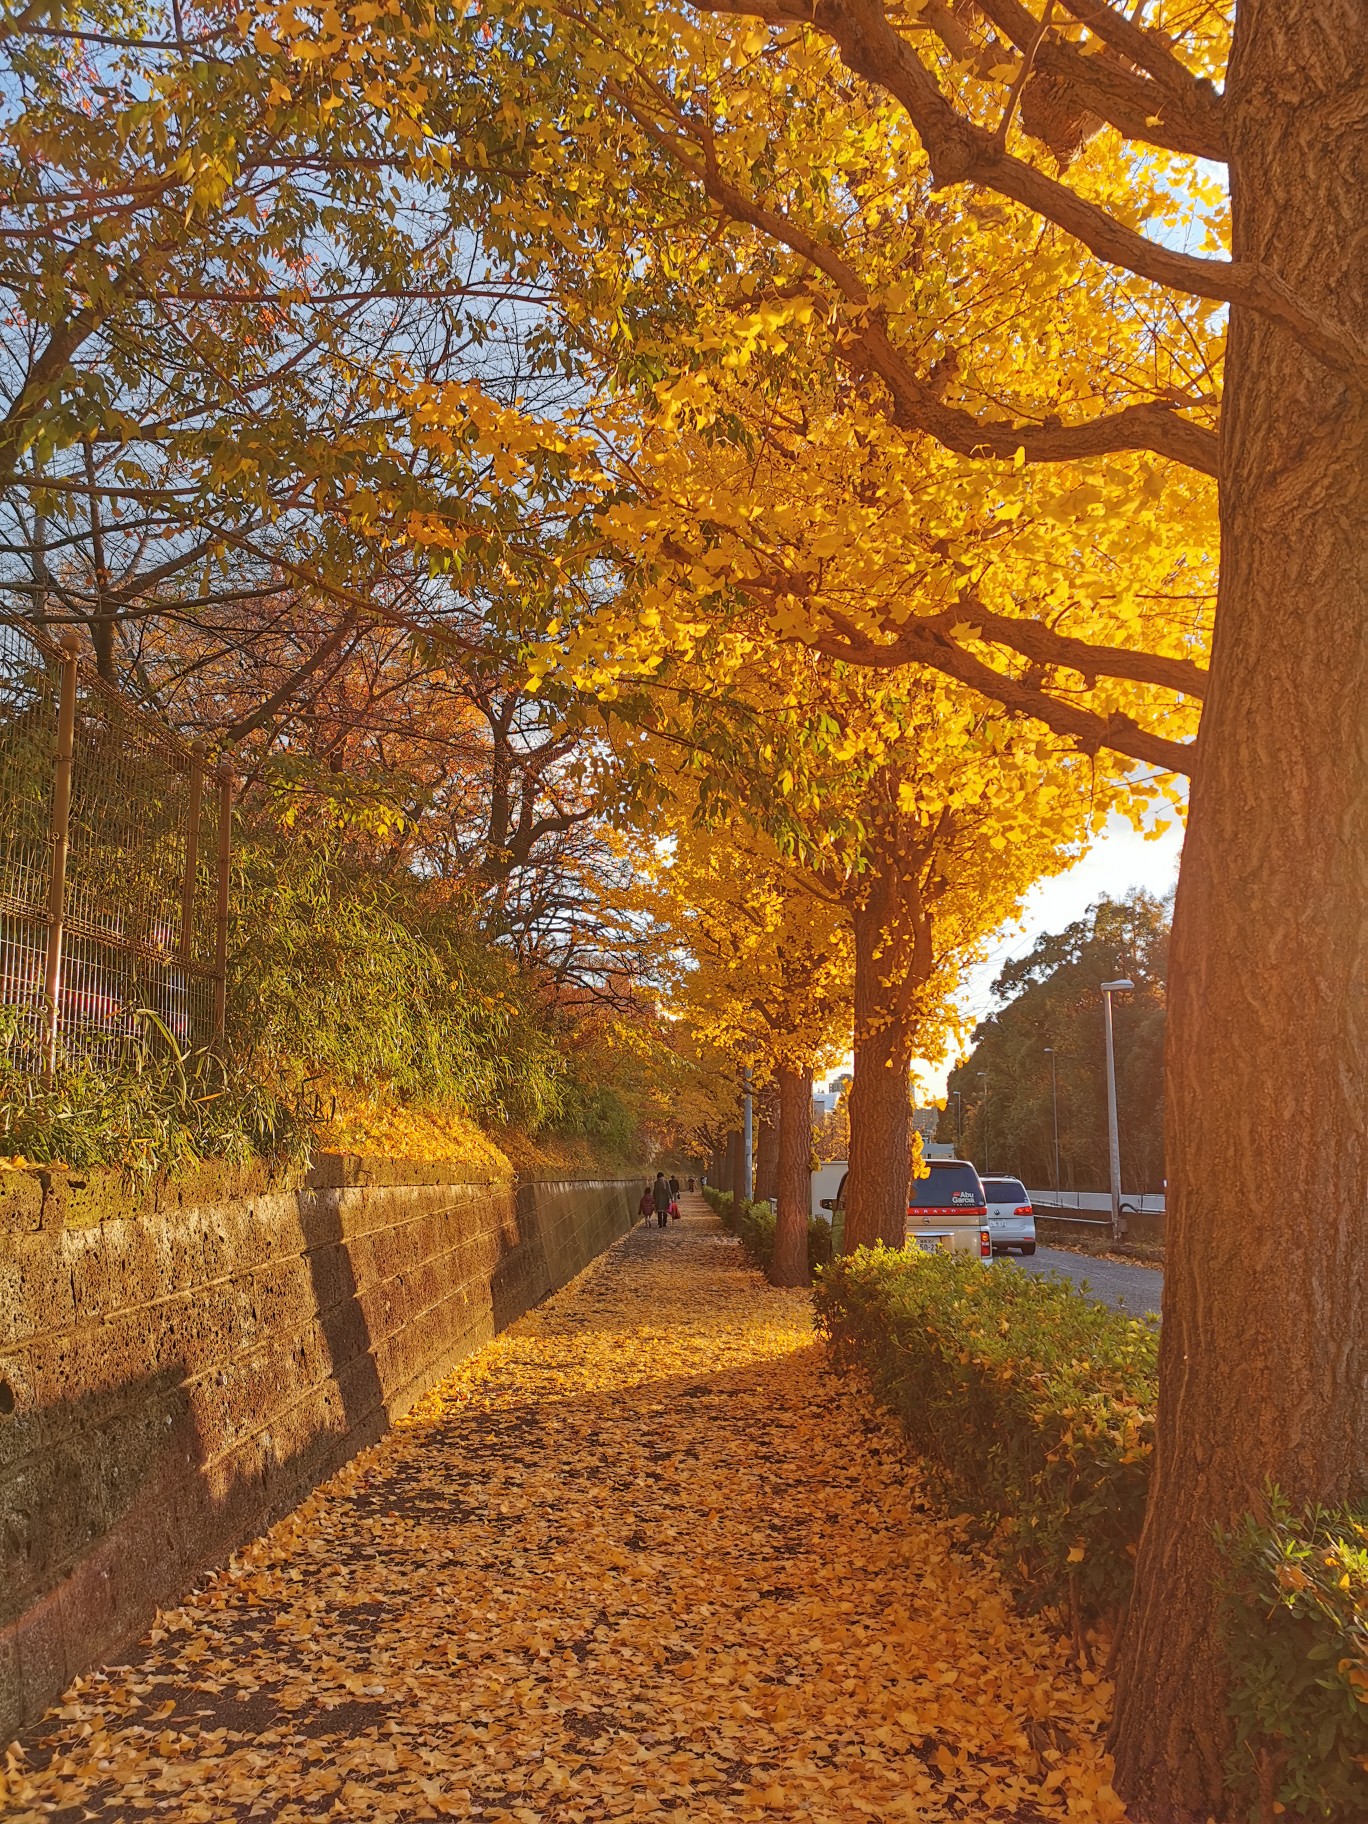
left=755, top=1086, right=779, bottom=1203
left=1110, top=7, right=1368, bottom=1815
left=772, top=1065, right=812, bottom=1285
left=844, top=889, right=917, bottom=1252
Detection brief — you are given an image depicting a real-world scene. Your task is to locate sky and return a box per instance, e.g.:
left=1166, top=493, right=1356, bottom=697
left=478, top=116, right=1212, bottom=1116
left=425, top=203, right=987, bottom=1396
left=818, top=804, right=1186, bottom=1104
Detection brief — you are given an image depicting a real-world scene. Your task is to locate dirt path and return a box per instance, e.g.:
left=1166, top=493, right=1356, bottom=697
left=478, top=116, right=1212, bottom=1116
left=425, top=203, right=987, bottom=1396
left=3, top=1197, right=1124, bottom=1822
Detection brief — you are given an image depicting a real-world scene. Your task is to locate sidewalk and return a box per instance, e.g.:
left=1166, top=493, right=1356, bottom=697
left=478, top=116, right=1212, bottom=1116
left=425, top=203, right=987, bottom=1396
left=3, top=1196, right=1124, bottom=1821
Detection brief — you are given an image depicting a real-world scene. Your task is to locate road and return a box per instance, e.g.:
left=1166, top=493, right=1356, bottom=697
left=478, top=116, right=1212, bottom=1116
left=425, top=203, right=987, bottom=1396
left=1008, top=1245, right=1162, bottom=1319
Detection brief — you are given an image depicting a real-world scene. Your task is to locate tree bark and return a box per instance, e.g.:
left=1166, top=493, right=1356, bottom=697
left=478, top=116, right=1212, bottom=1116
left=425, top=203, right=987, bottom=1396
left=843, top=821, right=934, bottom=1252
left=725, top=1129, right=744, bottom=1206
left=755, top=1085, right=779, bottom=1203
left=1110, top=7, right=1368, bottom=1814
left=772, top=1065, right=813, bottom=1285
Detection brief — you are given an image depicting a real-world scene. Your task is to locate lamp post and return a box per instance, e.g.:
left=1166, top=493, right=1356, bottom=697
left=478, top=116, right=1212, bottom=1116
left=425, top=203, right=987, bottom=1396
left=1100, top=981, right=1134, bottom=1241
left=976, top=1069, right=989, bottom=1173
left=1043, top=1048, right=1061, bottom=1192
left=951, top=1089, right=963, bottom=1156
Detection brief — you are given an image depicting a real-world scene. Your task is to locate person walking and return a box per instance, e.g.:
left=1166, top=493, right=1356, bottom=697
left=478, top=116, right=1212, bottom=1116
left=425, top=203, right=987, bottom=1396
left=652, top=1171, right=671, bottom=1229
left=637, top=1183, right=654, bottom=1227
left=669, top=1174, right=680, bottom=1199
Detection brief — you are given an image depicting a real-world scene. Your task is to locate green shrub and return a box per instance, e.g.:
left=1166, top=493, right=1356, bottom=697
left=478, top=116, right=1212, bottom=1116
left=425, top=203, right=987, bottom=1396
left=716, top=1194, right=832, bottom=1282
left=703, top=1185, right=733, bottom=1223
left=233, top=841, right=568, bottom=1129
left=0, top=1010, right=307, bottom=1175
left=813, top=1246, right=1157, bottom=1620
left=1221, top=1493, right=1368, bottom=1821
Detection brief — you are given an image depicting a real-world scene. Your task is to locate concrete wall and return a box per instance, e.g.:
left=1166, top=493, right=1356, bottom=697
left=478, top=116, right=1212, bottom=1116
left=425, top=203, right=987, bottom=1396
left=0, top=1157, right=635, bottom=1742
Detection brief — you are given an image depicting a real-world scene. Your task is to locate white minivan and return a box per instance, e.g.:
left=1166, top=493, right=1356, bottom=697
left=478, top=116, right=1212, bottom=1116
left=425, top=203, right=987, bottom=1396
left=822, top=1159, right=993, bottom=1260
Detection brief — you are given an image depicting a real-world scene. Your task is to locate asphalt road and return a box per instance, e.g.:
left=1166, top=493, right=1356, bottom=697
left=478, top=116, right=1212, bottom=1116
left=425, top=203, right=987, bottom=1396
left=1006, top=1245, right=1163, bottom=1319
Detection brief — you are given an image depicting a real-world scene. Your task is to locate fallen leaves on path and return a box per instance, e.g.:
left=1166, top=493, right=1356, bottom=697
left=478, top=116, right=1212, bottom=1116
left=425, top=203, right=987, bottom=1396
left=3, top=1201, right=1126, bottom=1821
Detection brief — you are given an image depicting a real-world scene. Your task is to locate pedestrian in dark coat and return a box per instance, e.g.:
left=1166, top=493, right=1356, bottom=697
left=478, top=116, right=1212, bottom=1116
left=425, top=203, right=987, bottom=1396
left=652, top=1172, right=671, bottom=1228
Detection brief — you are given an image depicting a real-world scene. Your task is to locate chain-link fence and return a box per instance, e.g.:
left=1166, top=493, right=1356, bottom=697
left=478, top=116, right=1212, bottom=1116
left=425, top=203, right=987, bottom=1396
left=0, top=610, right=229, bottom=1074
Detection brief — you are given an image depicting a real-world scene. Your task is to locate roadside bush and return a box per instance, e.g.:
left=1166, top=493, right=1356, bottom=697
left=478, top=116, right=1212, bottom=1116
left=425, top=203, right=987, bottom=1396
left=703, top=1185, right=733, bottom=1223
left=707, top=1188, right=831, bottom=1281
left=733, top=1198, right=832, bottom=1281
left=1221, top=1493, right=1368, bottom=1822
left=813, top=1247, right=1156, bottom=1621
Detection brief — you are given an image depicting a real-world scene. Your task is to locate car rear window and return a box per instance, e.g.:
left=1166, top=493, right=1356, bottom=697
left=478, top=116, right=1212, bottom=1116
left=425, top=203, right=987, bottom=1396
left=983, top=1179, right=1028, bottom=1203
left=909, top=1163, right=984, bottom=1208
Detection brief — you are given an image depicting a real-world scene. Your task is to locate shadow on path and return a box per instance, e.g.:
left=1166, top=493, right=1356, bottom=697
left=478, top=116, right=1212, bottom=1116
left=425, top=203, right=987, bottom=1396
left=4, top=1198, right=1124, bottom=1824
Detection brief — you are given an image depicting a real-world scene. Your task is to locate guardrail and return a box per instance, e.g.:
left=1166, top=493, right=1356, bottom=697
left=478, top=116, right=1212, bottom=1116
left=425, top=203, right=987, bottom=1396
left=1026, top=1189, right=1165, bottom=1215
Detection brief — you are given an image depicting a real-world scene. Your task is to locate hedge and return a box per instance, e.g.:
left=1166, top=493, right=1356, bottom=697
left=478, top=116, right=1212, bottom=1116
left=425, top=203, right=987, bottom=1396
left=813, top=1246, right=1156, bottom=1623
left=704, top=1186, right=831, bottom=1279
left=1222, top=1494, right=1368, bottom=1820
left=814, top=1247, right=1368, bottom=1821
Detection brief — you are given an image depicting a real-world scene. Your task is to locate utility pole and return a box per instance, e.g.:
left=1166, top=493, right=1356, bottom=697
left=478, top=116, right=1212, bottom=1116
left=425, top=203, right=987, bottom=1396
left=1044, top=1047, right=1061, bottom=1192
left=952, top=1089, right=963, bottom=1156
left=742, top=1065, right=754, bottom=1202
left=976, top=1070, right=988, bottom=1173
left=1101, top=981, right=1134, bottom=1241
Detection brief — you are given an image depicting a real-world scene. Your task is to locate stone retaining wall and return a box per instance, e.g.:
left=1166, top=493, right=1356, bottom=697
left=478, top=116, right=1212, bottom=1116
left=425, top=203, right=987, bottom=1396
left=0, top=1157, right=636, bottom=1742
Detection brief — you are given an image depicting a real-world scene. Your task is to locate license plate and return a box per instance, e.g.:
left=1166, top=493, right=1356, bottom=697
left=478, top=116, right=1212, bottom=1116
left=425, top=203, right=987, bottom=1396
left=915, top=1235, right=943, bottom=1254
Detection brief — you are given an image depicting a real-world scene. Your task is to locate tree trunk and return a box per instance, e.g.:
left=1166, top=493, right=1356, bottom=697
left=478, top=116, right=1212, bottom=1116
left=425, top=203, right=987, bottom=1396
left=755, top=1085, right=779, bottom=1203
left=772, top=1065, right=812, bottom=1286
left=1110, top=7, right=1368, bottom=1814
left=725, top=1129, right=744, bottom=1206
left=844, top=889, right=915, bottom=1253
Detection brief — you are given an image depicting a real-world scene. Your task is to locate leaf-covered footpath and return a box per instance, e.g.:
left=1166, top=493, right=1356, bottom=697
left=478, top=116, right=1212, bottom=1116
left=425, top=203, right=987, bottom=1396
left=2, top=1202, right=1126, bottom=1822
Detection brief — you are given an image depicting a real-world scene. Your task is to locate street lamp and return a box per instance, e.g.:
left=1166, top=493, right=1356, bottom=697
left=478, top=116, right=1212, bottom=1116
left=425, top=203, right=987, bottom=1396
left=976, top=1069, right=989, bottom=1173
left=1043, top=1048, right=1061, bottom=1192
left=1100, top=981, right=1134, bottom=1241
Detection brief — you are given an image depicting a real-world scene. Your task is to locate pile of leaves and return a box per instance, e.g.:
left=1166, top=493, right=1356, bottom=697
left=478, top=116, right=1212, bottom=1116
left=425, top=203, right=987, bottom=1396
left=813, top=1248, right=1157, bottom=1625
left=1, top=1210, right=1128, bottom=1822
left=1222, top=1493, right=1368, bottom=1821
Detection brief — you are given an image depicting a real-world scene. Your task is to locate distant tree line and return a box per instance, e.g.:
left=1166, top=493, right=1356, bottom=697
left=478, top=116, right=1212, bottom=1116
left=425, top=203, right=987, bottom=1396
left=938, top=892, right=1169, bottom=1194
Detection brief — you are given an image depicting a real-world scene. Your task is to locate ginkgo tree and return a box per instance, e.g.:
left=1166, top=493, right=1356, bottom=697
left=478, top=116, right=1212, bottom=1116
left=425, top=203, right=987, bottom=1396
left=602, top=623, right=1134, bottom=1261
left=654, top=811, right=854, bottom=1284
left=497, top=4, right=1361, bottom=1805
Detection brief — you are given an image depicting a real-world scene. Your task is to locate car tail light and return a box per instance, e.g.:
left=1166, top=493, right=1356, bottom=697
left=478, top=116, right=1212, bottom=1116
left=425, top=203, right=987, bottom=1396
left=980, top=1229, right=992, bottom=1258
left=1015, top=1205, right=1033, bottom=1216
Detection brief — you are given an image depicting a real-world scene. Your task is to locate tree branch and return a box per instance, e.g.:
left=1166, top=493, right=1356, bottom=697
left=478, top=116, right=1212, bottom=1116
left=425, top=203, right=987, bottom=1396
left=0, top=309, right=101, bottom=478
left=814, top=608, right=1195, bottom=773
left=973, top=0, right=1227, bottom=160
left=687, top=0, right=1368, bottom=391
left=635, top=100, right=1220, bottom=475
left=932, top=597, right=1207, bottom=697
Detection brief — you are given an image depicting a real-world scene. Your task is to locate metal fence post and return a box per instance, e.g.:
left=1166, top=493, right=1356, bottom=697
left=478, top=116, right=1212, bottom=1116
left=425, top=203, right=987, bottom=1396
left=43, top=632, right=80, bottom=1078
left=212, top=763, right=233, bottom=1043
left=180, top=742, right=206, bottom=964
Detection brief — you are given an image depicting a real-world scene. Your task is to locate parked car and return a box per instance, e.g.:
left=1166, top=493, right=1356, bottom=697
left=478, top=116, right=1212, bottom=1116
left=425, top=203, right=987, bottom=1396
left=811, top=1160, right=847, bottom=1221
left=980, top=1176, right=1037, bottom=1256
left=823, top=1159, right=992, bottom=1261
